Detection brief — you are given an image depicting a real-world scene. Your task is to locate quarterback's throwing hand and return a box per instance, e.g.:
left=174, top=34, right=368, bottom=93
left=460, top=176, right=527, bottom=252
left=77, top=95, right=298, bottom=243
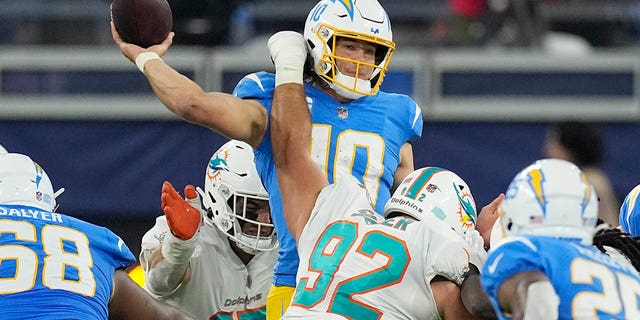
left=161, top=181, right=202, bottom=240
left=268, top=31, right=306, bottom=86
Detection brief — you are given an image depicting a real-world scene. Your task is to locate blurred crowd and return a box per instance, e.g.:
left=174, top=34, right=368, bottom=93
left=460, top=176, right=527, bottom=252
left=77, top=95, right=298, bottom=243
left=1, top=0, right=640, bottom=49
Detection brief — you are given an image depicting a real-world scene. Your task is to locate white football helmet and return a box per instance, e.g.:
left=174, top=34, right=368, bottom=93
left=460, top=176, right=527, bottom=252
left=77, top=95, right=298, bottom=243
left=199, top=140, right=276, bottom=254
left=500, top=159, right=598, bottom=244
left=0, top=153, right=57, bottom=211
left=304, top=0, right=395, bottom=100
left=384, top=167, right=478, bottom=237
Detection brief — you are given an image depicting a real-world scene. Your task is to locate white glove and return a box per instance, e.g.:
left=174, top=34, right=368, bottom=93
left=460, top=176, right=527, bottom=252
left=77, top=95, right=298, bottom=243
left=464, top=229, right=488, bottom=269
left=267, top=31, right=307, bottom=86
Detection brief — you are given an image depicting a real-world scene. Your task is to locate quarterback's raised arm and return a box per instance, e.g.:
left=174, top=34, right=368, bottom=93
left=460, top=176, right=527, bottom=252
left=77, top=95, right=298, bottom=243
left=111, top=22, right=267, bottom=146
left=269, top=32, right=328, bottom=242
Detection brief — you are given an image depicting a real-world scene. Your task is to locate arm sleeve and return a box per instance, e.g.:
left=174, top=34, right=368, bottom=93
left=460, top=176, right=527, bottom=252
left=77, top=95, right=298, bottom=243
left=427, top=227, right=471, bottom=286
left=140, top=216, right=194, bottom=297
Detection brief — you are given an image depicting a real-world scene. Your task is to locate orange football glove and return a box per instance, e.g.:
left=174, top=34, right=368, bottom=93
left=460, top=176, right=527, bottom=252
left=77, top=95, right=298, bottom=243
left=161, top=181, right=202, bottom=240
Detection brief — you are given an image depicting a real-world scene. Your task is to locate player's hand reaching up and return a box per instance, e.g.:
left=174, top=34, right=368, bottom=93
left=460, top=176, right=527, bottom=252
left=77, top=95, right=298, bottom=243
left=476, top=193, right=505, bottom=248
left=111, top=21, right=174, bottom=64
left=268, top=31, right=307, bottom=86
left=161, top=181, right=202, bottom=240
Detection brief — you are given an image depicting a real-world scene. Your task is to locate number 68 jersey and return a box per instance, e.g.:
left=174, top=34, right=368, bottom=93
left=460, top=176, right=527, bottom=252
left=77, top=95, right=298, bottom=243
left=0, top=204, right=136, bottom=320
left=481, top=235, right=640, bottom=319
left=283, top=176, right=471, bottom=320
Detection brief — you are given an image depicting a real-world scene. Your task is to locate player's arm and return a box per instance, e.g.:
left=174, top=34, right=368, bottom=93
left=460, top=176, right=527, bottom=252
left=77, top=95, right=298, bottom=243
left=142, top=247, right=193, bottom=295
left=110, top=22, right=267, bottom=146
left=460, top=265, right=497, bottom=319
left=143, top=182, right=201, bottom=295
left=497, top=271, right=558, bottom=320
left=431, top=277, right=474, bottom=319
left=393, top=142, right=415, bottom=189
left=109, top=269, right=194, bottom=320
left=269, top=32, right=328, bottom=242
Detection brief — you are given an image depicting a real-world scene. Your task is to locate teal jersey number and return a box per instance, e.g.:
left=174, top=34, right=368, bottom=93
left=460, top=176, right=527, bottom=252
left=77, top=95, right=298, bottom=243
left=211, top=308, right=266, bottom=320
left=294, top=221, right=410, bottom=319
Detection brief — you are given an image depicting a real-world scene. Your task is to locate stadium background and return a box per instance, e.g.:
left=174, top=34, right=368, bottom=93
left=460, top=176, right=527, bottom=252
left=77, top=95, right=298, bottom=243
left=1, top=0, right=640, bottom=259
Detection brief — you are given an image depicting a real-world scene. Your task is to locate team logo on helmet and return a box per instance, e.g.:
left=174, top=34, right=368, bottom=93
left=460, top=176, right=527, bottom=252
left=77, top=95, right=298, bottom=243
left=526, top=168, right=547, bottom=216
left=34, top=163, right=43, bottom=188
left=580, top=173, right=592, bottom=215
left=207, top=150, right=230, bottom=180
left=454, top=183, right=476, bottom=228
left=332, top=0, right=355, bottom=20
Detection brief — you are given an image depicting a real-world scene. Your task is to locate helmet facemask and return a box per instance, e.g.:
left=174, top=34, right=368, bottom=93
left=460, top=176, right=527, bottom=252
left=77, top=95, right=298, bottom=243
left=312, top=26, right=395, bottom=99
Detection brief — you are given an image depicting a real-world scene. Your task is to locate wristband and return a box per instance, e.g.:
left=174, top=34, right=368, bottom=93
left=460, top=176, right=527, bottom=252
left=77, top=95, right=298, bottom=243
left=135, top=52, right=162, bottom=73
left=161, top=229, right=198, bottom=264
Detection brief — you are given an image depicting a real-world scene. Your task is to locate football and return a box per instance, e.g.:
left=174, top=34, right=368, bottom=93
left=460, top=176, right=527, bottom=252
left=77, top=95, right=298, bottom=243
left=111, top=0, right=173, bottom=48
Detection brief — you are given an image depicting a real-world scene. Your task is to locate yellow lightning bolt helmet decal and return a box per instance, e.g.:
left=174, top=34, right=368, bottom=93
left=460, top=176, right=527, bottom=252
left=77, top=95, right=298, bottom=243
left=332, top=0, right=355, bottom=20
left=526, top=168, right=547, bottom=216
left=580, top=172, right=592, bottom=215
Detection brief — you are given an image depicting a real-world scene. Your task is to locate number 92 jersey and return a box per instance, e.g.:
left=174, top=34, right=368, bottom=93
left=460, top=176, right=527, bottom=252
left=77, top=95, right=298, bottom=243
left=233, top=71, right=423, bottom=287
left=284, top=176, right=470, bottom=320
left=481, top=235, right=640, bottom=319
left=0, top=204, right=136, bottom=320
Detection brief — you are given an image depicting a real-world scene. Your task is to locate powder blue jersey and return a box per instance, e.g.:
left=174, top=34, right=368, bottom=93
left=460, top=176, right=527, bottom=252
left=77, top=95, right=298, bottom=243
left=0, top=204, right=136, bottom=320
left=481, top=235, right=640, bottom=320
left=233, top=72, right=423, bottom=286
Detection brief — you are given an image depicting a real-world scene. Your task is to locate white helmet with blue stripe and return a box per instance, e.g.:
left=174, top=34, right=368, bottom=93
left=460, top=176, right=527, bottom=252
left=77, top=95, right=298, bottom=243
left=384, top=167, right=478, bottom=238
left=0, top=153, right=58, bottom=212
left=500, top=158, right=599, bottom=244
left=303, top=0, right=395, bottom=100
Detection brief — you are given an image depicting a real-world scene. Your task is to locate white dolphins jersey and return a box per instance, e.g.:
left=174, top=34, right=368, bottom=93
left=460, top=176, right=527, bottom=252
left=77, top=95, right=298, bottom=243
left=141, top=216, right=278, bottom=320
left=283, top=176, right=471, bottom=320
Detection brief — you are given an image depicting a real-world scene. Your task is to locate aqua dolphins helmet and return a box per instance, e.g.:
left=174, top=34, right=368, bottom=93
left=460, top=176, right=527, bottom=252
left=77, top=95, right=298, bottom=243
left=200, top=140, right=276, bottom=254
left=303, top=0, right=395, bottom=100
left=384, top=167, right=478, bottom=237
left=500, top=159, right=598, bottom=244
left=0, top=153, right=58, bottom=212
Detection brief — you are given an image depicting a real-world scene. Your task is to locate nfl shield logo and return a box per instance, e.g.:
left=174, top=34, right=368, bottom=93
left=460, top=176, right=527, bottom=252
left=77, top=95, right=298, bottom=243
left=337, top=106, right=348, bottom=119
left=426, top=184, right=439, bottom=193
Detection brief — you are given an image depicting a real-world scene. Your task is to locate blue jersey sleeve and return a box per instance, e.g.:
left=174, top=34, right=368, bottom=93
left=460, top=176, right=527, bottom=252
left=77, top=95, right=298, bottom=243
left=233, top=71, right=275, bottom=101
left=399, top=94, right=423, bottom=145
left=97, top=226, right=137, bottom=270
left=481, top=236, right=545, bottom=317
